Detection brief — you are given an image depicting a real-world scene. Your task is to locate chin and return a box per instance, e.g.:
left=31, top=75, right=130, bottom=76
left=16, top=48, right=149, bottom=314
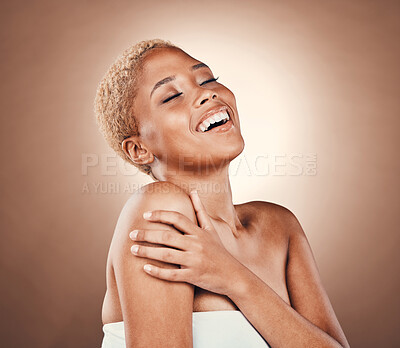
left=212, top=133, right=245, bottom=163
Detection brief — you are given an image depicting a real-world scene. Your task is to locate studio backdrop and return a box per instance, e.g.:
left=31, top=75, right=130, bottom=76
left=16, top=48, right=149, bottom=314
left=0, top=0, right=399, bottom=347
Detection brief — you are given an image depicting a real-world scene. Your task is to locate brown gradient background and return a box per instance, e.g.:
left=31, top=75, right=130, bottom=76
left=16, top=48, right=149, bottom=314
left=1, top=0, right=399, bottom=347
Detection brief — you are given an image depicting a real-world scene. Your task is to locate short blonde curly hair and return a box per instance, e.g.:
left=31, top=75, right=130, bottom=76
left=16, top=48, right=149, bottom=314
left=94, top=39, right=178, bottom=179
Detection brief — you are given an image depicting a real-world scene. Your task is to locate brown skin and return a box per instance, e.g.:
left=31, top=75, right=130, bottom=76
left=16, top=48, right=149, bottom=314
left=102, top=47, right=350, bottom=347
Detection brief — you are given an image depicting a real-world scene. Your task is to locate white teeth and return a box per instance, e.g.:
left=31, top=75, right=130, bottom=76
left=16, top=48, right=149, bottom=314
left=213, top=114, right=222, bottom=122
left=198, top=109, right=230, bottom=132
left=222, top=112, right=229, bottom=120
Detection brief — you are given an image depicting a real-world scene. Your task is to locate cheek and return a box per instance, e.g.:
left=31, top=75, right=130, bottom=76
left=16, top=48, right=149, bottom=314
left=146, top=111, right=190, bottom=150
left=160, top=110, right=189, bottom=140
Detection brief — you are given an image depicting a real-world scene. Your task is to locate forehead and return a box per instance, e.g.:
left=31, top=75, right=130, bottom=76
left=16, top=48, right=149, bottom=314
left=139, top=47, right=204, bottom=83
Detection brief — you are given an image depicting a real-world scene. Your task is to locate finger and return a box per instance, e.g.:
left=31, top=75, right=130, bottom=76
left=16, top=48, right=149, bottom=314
left=143, top=210, right=199, bottom=235
left=189, top=190, right=213, bottom=230
left=130, top=229, right=189, bottom=250
left=131, top=244, right=188, bottom=265
left=143, top=264, right=191, bottom=282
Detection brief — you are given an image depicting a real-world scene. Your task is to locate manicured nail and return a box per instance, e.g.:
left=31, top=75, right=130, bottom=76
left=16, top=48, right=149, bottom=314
left=143, top=211, right=152, bottom=219
left=144, top=264, right=152, bottom=272
left=131, top=245, right=139, bottom=254
left=130, top=230, right=138, bottom=240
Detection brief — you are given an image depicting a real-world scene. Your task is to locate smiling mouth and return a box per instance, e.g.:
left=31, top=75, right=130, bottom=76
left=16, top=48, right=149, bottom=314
left=196, top=109, right=231, bottom=132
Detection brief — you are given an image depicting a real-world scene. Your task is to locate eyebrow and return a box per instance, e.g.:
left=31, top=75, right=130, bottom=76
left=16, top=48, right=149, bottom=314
left=150, top=62, right=210, bottom=97
left=191, top=62, right=209, bottom=71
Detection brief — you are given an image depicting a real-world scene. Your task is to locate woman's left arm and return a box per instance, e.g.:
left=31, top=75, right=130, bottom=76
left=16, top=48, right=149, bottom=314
left=130, top=191, right=350, bottom=348
left=228, top=211, right=350, bottom=348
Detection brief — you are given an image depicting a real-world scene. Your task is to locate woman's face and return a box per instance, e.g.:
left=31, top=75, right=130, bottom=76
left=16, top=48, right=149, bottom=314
left=133, top=47, right=244, bottom=175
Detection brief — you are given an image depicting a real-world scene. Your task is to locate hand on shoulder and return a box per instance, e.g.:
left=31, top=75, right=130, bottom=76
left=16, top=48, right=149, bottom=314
left=115, top=181, right=197, bottom=240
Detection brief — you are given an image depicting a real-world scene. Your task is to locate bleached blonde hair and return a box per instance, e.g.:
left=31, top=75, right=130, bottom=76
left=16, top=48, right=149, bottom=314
left=94, top=39, right=178, bottom=179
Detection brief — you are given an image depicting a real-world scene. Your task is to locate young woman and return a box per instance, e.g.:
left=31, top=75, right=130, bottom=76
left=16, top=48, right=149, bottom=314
left=94, top=39, right=350, bottom=348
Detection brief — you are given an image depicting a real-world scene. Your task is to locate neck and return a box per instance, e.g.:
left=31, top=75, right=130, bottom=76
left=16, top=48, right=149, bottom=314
left=155, top=164, right=243, bottom=238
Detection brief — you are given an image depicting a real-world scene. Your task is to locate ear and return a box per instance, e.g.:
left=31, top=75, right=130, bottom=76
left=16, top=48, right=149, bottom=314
left=121, top=136, right=155, bottom=165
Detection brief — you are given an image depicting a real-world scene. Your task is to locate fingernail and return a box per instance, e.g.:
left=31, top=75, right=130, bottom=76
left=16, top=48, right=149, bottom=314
left=131, top=245, right=139, bottom=254
left=143, top=211, right=152, bottom=219
left=191, top=190, right=198, bottom=195
left=130, top=230, right=138, bottom=240
left=144, top=264, right=152, bottom=272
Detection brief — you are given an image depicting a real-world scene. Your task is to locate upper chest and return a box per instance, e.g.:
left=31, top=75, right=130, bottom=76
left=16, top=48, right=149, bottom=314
left=193, top=203, right=291, bottom=311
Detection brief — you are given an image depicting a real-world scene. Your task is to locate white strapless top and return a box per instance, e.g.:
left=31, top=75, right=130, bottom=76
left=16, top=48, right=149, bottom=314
left=101, top=310, right=270, bottom=348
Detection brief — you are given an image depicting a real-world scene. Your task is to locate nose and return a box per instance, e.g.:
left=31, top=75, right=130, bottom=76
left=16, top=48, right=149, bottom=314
left=195, top=88, right=218, bottom=106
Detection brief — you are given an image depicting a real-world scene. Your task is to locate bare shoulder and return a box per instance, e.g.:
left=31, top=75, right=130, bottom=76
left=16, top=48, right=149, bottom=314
left=109, top=180, right=197, bottom=271
left=111, top=181, right=196, bottom=243
left=123, top=181, right=195, bottom=224
left=245, top=200, right=300, bottom=221
left=238, top=200, right=302, bottom=242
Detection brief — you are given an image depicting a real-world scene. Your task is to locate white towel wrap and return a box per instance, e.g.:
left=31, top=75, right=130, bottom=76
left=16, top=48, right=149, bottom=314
left=101, top=310, right=270, bottom=348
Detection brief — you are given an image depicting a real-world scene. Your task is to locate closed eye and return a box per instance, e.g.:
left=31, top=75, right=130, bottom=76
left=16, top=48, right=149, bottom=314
left=200, top=76, right=219, bottom=86
left=162, top=92, right=183, bottom=103
left=162, top=77, right=219, bottom=103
